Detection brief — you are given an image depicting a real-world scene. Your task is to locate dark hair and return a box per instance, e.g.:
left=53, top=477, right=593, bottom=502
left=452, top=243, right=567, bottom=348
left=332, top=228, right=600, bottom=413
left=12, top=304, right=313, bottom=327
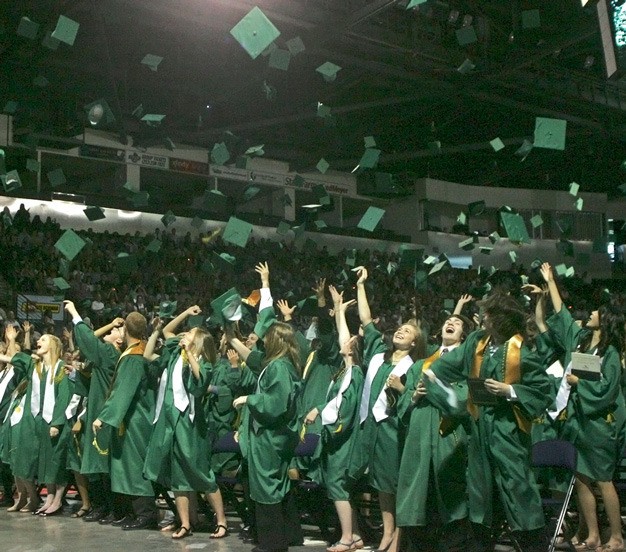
left=263, top=322, right=301, bottom=374
left=581, top=303, right=625, bottom=358
left=478, top=292, right=527, bottom=342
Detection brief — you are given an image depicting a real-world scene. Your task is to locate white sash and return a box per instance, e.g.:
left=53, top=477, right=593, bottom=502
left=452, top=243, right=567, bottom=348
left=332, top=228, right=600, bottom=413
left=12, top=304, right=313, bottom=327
left=65, top=393, right=82, bottom=419
left=321, top=366, right=352, bottom=426
left=9, top=393, right=26, bottom=426
left=548, top=360, right=573, bottom=420
left=359, top=353, right=414, bottom=423
left=154, top=355, right=195, bottom=423
left=0, top=366, right=15, bottom=405
left=31, top=360, right=62, bottom=422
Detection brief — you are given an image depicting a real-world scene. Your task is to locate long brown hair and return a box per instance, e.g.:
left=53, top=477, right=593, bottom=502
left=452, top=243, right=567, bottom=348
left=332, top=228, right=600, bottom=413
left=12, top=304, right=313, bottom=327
left=188, top=327, right=217, bottom=365
left=262, top=322, right=301, bottom=374
left=384, top=319, right=427, bottom=363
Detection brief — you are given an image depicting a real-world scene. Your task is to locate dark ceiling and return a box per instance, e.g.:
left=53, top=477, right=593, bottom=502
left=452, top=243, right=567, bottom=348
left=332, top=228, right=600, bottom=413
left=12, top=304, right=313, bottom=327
left=2, top=0, right=626, bottom=204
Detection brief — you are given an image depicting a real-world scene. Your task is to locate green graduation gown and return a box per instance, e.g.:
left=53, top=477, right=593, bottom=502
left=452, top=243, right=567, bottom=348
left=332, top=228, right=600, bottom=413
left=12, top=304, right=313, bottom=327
left=396, top=352, right=469, bottom=527
left=72, top=321, right=119, bottom=475
left=0, top=365, right=18, bottom=461
left=96, top=343, right=156, bottom=496
left=430, top=330, right=551, bottom=532
left=144, top=338, right=216, bottom=492
left=547, top=307, right=626, bottom=481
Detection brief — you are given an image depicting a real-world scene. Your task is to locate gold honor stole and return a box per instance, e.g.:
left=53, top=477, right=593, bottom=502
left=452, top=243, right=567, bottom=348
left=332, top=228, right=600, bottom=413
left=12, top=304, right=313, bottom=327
left=421, top=349, right=455, bottom=436
left=468, top=334, right=531, bottom=434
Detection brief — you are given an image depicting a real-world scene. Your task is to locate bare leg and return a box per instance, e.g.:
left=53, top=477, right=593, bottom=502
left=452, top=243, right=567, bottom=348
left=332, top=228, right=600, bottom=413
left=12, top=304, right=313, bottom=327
left=351, top=508, right=363, bottom=547
left=173, top=492, right=192, bottom=538
left=42, top=483, right=66, bottom=514
left=574, top=476, right=600, bottom=549
left=596, top=480, right=623, bottom=549
left=206, top=488, right=228, bottom=537
left=73, top=471, right=91, bottom=512
left=7, top=478, right=26, bottom=511
left=378, top=491, right=398, bottom=552
left=328, top=500, right=353, bottom=549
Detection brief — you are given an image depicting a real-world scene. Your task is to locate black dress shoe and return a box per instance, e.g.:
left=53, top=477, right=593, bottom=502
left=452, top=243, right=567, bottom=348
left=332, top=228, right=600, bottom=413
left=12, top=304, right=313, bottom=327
left=84, top=508, right=107, bottom=522
left=122, top=515, right=157, bottom=531
left=111, top=515, right=134, bottom=527
left=98, top=513, right=118, bottom=525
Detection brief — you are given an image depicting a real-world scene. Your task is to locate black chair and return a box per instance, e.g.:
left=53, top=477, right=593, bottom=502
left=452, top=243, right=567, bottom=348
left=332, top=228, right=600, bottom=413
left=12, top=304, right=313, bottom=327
left=531, top=439, right=578, bottom=552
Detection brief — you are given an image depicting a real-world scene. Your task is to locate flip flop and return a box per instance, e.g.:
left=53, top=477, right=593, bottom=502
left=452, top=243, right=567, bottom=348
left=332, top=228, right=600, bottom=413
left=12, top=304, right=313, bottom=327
left=327, top=541, right=356, bottom=552
left=210, top=524, right=229, bottom=539
left=71, top=507, right=92, bottom=519
left=172, top=526, right=192, bottom=540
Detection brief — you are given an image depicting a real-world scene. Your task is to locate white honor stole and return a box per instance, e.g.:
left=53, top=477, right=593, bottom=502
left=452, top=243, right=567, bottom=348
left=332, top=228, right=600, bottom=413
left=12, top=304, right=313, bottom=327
left=31, top=360, right=62, bottom=423
left=0, top=366, right=15, bottom=405
left=321, top=367, right=353, bottom=426
left=8, top=393, right=26, bottom=426
left=154, top=355, right=195, bottom=423
left=65, top=393, right=83, bottom=419
left=359, top=353, right=413, bottom=423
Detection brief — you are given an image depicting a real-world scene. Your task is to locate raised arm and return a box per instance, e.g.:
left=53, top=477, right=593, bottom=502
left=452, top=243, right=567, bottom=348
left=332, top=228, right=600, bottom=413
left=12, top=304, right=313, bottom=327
left=94, top=317, right=125, bottom=338
left=453, top=294, right=473, bottom=315
left=329, top=285, right=353, bottom=348
left=540, top=262, right=563, bottom=314
left=354, top=266, right=372, bottom=327
left=313, top=277, right=327, bottom=308
left=255, top=261, right=274, bottom=311
left=144, top=316, right=163, bottom=361
left=522, top=284, right=549, bottom=334
left=224, top=323, right=252, bottom=362
left=22, top=321, right=32, bottom=351
left=163, top=305, right=202, bottom=339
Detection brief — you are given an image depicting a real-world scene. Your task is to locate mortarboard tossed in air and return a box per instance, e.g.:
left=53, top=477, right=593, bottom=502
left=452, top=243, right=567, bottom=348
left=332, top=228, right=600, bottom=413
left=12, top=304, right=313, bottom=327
left=490, top=138, right=505, bottom=152
left=211, top=142, right=230, bottom=166
left=210, top=288, right=242, bottom=326
left=399, top=245, right=423, bottom=268
left=312, top=184, right=330, bottom=205
left=158, top=300, right=178, bottom=319
left=53, top=277, right=71, bottom=291
left=245, top=144, right=265, bottom=156
left=316, top=158, right=330, bottom=174
left=575, top=197, right=584, bottom=211
left=277, top=220, right=291, bottom=235
left=141, top=114, right=165, bottom=127
left=569, top=182, right=579, bottom=196
left=51, top=15, right=80, bottom=46
left=530, top=214, right=543, bottom=229
left=33, top=75, right=49, bottom=88
left=457, top=212, right=467, bottom=226
left=282, top=193, right=292, bottom=207
left=314, top=219, right=327, bottom=230
left=3, top=101, right=18, bottom=114
left=55, top=229, right=86, bottom=261
left=230, top=6, right=281, bottom=60
left=141, top=53, right=163, bottom=72
left=456, top=25, right=477, bottom=46
left=515, top=139, right=533, bottom=161
left=42, top=31, right=60, bottom=50
left=317, top=102, right=332, bottom=119
left=534, top=117, right=566, bottom=150
left=115, top=252, right=138, bottom=274
left=429, top=260, right=448, bottom=276
left=458, top=237, right=474, bottom=251
left=268, top=48, right=291, bottom=71
left=500, top=211, right=530, bottom=244
left=47, top=168, right=67, bottom=187
left=292, top=174, right=305, bottom=187
left=554, top=264, right=567, bottom=277
left=26, top=158, right=40, bottom=172
left=132, top=104, right=144, bottom=118
left=297, top=295, right=318, bottom=317
left=145, top=239, right=161, bottom=253
left=1, top=170, right=22, bottom=193
left=357, top=206, right=385, bottom=232
left=130, top=191, right=150, bottom=208
left=84, top=206, right=105, bottom=222
left=480, top=246, right=493, bottom=255
left=17, top=17, right=39, bottom=40
left=243, top=185, right=261, bottom=202
left=364, top=136, right=376, bottom=148
left=223, top=216, right=253, bottom=248
left=161, top=211, right=176, bottom=227
left=406, top=0, right=428, bottom=7
left=316, top=61, right=341, bottom=82
left=468, top=200, right=485, bottom=217
left=354, top=148, right=381, bottom=172
left=286, top=36, right=305, bottom=56
left=443, top=299, right=455, bottom=310
left=212, top=252, right=236, bottom=271
left=457, top=58, right=475, bottom=74
left=509, top=251, right=517, bottom=263
left=556, top=239, right=574, bottom=257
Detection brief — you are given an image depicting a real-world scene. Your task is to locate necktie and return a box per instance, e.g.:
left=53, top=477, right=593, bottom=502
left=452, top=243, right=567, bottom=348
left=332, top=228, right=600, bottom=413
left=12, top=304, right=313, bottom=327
left=441, top=348, right=449, bottom=356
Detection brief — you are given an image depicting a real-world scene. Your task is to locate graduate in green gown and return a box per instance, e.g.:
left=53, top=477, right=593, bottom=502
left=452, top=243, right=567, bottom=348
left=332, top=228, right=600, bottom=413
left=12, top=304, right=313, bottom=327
left=0, top=328, right=72, bottom=516
left=541, top=263, right=625, bottom=552
left=304, top=285, right=364, bottom=552
left=350, top=266, right=427, bottom=552
left=430, top=292, right=552, bottom=552
left=92, top=312, right=157, bottom=529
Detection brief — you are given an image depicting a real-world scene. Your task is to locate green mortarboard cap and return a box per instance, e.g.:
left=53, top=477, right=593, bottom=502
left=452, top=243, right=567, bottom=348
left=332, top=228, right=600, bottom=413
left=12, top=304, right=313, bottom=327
left=618, top=183, right=626, bottom=195
left=115, top=252, right=138, bottom=274
left=314, top=219, right=327, bottom=230
left=254, top=304, right=276, bottom=339
left=407, top=0, right=428, bottom=7
left=286, top=36, right=305, bottom=56
left=311, top=184, right=330, bottom=205
left=565, top=266, right=575, bottom=278
left=292, top=224, right=306, bottom=238
left=458, top=237, right=474, bottom=251
left=316, top=61, right=341, bottom=82
left=468, top=200, right=485, bottom=217
left=457, top=58, right=475, bottom=74
left=556, top=216, right=572, bottom=235
left=282, top=193, right=293, bottom=206
left=223, top=216, right=253, bottom=248
left=187, top=314, right=205, bottom=329
left=84, top=98, right=115, bottom=126
left=317, top=102, right=332, bottom=119
left=260, top=42, right=277, bottom=57
left=316, top=158, right=330, bottom=174
left=533, top=117, right=566, bottom=150
left=357, top=206, right=385, bottom=232
left=161, top=211, right=176, bottom=227
left=457, top=212, right=467, bottom=225
left=210, top=288, right=239, bottom=326
left=444, top=299, right=455, bottom=310
left=47, top=168, right=67, bottom=187
left=554, top=264, right=567, bottom=277
left=141, top=113, right=165, bottom=126
left=569, top=182, right=579, bottom=196
left=277, top=220, right=291, bottom=235
left=530, top=214, right=543, bottom=228
left=297, top=295, right=318, bottom=317
left=243, top=185, right=261, bottom=202
left=428, top=141, right=442, bottom=154
left=500, top=211, right=530, bottom=243
left=53, top=277, right=71, bottom=291
left=356, top=148, right=381, bottom=171
left=145, top=239, right=161, bottom=253
left=17, top=17, right=39, bottom=39
left=33, top=75, right=49, bottom=88
left=212, top=251, right=236, bottom=271
left=414, top=269, right=428, bottom=290
left=490, top=137, right=505, bottom=152
left=201, top=258, right=214, bottom=274
left=230, top=6, right=281, bottom=60
left=521, top=9, right=541, bottom=29
left=26, top=158, right=40, bottom=172
left=158, top=300, right=178, bottom=319
left=132, top=104, right=144, bottom=118
left=54, top=229, right=86, bottom=261
left=191, top=216, right=204, bottom=229
left=575, top=197, right=583, bottom=211
left=130, top=191, right=150, bottom=208
left=424, top=255, right=437, bottom=266
left=1, top=170, right=22, bottom=193
left=556, top=239, right=574, bottom=257
left=58, top=257, right=70, bottom=279
left=530, top=259, right=542, bottom=270
left=211, top=142, right=230, bottom=165
left=515, top=139, right=533, bottom=161
left=345, top=249, right=357, bottom=267
left=141, top=53, right=163, bottom=71
left=509, top=250, right=517, bottom=263
left=292, top=174, right=305, bottom=187
left=3, top=101, right=18, bottom=114
left=480, top=246, right=493, bottom=254
left=51, top=15, right=80, bottom=46
left=399, top=245, right=423, bottom=267
left=268, top=48, right=291, bottom=71
left=245, top=144, right=265, bottom=156
left=364, top=136, right=376, bottom=148
left=428, top=260, right=447, bottom=275
left=41, top=31, right=60, bottom=50
left=83, top=206, right=105, bottom=221
left=456, top=25, right=477, bottom=46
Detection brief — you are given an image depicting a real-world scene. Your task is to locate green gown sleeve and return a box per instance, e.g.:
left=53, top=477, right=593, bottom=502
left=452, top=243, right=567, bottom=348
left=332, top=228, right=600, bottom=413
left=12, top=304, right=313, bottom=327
left=9, top=352, right=34, bottom=381
left=363, top=322, right=388, bottom=367
left=51, top=371, right=73, bottom=427
left=73, top=322, right=120, bottom=370
left=97, top=356, right=146, bottom=428
left=246, top=359, right=294, bottom=427
left=546, top=307, right=583, bottom=353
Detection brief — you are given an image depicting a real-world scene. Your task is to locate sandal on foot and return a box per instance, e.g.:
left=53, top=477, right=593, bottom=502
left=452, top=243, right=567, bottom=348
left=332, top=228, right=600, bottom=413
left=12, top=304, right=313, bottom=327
left=210, top=524, right=229, bottom=539
left=71, top=507, right=92, bottom=519
left=597, top=544, right=625, bottom=552
left=573, top=542, right=600, bottom=552
left=172, top=526, right=192, bottom=540
left=7, top=500, right=27, bottom=512
left=160, top=522, right=179, bottom=532
left=352, top=538, right=364, bottom=550
left=327, top=541, right=356, bottom=552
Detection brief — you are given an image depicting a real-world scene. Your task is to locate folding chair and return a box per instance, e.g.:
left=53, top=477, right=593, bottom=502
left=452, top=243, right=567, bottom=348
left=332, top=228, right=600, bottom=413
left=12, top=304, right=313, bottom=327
left=531, top=439, right=578, bottom=552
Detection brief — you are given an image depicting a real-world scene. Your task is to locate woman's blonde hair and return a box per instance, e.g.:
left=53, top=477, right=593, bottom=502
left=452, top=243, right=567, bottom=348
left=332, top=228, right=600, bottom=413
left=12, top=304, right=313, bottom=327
left=188, top=327, right=217, bottom=365
left=262, top=322, right=301, bottom=374
left=36, top=334, right=64, bottom=383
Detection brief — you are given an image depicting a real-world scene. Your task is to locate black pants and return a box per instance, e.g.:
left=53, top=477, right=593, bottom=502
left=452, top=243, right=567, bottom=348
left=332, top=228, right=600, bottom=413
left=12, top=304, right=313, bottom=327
left=255, top=489, right=303, bottom=552
left=88, top=473, right=112, bottom=512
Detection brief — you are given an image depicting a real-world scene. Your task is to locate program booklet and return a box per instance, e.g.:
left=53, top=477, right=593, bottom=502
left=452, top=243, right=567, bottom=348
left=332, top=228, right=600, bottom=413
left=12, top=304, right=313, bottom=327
left=468, top=378, right=500, bottom=406
left=571, top=352, right=601, bottom=381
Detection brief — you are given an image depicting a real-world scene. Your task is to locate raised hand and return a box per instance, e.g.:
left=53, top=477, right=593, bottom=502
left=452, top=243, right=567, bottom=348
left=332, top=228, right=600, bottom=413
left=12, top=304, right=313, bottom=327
left=22, top=320, right=32, bottom=333
left=328, top=285, right=343, bottom=307
left=5, top=325, right=17, bottom=342
left=353, top=266, right=368, bottom=285
left=112, top=317, right=125, bottom=328
left=186, top=305, right=202, bottom=316
left=276, top=299, right=296, bottom=319
left=254, top=262, right=270, bottom=288
left=521, top=284, right=544, bottom=295
left=63, top=299, right=79, bottom=318
left=226, top=348, right=240, bottom=367
left=540, top=262, right=553, bottom=283
left=312, top=278, right=326, bottom=299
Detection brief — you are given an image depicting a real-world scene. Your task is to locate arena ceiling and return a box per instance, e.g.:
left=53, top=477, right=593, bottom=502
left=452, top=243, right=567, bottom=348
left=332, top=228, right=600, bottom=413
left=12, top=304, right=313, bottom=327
left=2, top=0, right=626, bottom=209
